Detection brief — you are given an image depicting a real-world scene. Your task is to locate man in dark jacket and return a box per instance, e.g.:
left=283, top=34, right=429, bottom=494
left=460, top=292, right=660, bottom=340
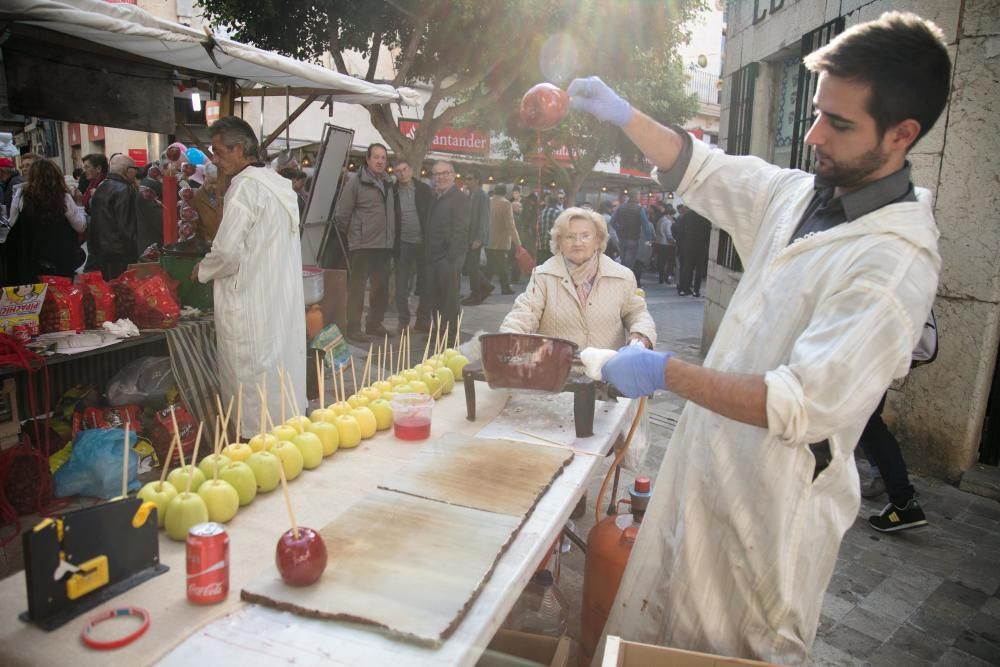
left=393, top=159, right=433, bottom=333
left=85, top=154, right=139, bottom=280
left=673, top=205, right=712, bottom=297
left=610, top=194, right=649, bottom=283
left=426, top=161, right=470, bottom=336
left=461, top=170, right=492, bottom=306
left=334, top=143, right=396, bottom=342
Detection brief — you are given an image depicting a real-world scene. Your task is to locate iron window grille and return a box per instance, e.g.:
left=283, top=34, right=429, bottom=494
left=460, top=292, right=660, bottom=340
left=789, top=17, right=846, bottom=171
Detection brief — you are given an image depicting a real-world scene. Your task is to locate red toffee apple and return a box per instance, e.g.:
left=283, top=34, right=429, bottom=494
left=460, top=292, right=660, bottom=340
left=276, top=527, right=328, bottom=586
left=519, top=83, right=570, bottom=131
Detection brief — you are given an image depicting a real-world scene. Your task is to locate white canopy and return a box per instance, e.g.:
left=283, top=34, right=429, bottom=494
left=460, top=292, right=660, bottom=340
left=1, top=0, right=420, bottom=106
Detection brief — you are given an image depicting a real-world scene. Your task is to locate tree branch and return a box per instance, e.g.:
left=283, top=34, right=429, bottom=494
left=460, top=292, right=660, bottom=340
left=327, top=19, right=349, bottom=74
left=393, top=5, right=433, bottom=85
left=365, top=32, right=383, bottom=81
left=434, top=56, right=532, bottom=128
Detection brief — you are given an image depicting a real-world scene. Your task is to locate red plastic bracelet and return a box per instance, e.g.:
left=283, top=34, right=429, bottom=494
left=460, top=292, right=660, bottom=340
left=81, top=607, right=150, bottom=650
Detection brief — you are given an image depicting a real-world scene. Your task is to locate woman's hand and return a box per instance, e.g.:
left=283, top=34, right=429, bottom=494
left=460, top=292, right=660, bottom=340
left=629, top=332, right=653, bottom=349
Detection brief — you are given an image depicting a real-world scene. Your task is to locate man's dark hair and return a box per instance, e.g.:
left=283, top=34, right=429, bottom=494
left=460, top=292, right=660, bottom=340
left=83, top=153, right=108, bottom=176
left=466, top=169, right=481, bottom=182
left=366, top=143, right=387, bottom=158
left=804, top=11, right=950, bottom=145
left=546, top=195, right=559, bottom=206
left=210, top=116, right=260, bottom=160
left=493, top=183, right=507, bottom=196
left=72, top=167, right=83, bottom=179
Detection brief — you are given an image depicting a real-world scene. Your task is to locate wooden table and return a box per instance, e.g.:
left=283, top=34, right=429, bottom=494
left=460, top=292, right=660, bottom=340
left=0, top=382, right=636, bottom=667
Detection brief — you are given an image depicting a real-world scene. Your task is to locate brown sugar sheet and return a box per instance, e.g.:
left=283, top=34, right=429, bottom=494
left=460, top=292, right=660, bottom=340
left=377, top=433, right=574, bottom=518
left=241, top=488, right=522, bottom=645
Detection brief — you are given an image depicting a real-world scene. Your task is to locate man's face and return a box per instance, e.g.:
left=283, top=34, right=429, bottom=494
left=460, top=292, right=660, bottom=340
left=431, top=163, right=455, bottom=194
left=82, top=161, right=99, bottom=180
left=804, top=72, right=891, bottom=191
left=210, top=136, right=245, bottom=178
left=396, top=162, right=413, bottom=185
left=20, top=157, right=33, bottom=173
left=367, top=147, right=387, bottom=174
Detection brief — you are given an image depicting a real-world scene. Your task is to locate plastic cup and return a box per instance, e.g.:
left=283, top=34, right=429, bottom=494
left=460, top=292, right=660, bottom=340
left=390, top=393, right=434, bottom=441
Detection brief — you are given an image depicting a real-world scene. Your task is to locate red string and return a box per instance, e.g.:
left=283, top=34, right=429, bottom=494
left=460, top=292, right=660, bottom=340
left=0, top=333, right=59, bottom=547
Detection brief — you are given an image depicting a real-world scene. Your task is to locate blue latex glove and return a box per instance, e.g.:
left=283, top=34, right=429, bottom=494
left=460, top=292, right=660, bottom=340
left=601, top=345, right=672, bottom=398
left=567, top=77, right=633, bottom=127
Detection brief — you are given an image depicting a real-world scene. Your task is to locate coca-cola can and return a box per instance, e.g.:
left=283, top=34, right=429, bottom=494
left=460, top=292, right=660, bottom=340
left=186, top=522, right=229, bottom=604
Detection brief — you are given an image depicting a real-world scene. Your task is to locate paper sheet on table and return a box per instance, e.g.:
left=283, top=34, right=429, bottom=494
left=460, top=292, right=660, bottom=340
left=476, top=391, right=623, bottom=456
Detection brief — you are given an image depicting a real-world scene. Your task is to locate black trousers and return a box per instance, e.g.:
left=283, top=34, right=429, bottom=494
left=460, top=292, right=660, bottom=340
left=395, top=241, right=430, bottom=327
left=483, top=248, right=511, bottom=291
left=677, top=250, right=707, bottom=294
left=859, top=392, right=915, bottom=505
left=429, top=254, right=464, bottom=336
left=653, top=243, right=676, bottom=282
left=347, top=248, right=391, bottom=332
left=463, top=246, right=490, bottom=298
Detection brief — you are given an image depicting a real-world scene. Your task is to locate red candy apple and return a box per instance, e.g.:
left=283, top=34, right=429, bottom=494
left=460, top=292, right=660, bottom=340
left=519, top=83, right=570, bottom=131
left=275, top=527, right=328, bottom=586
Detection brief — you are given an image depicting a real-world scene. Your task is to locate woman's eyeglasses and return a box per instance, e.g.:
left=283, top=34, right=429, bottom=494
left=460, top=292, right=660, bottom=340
left=561, top=233, right=594, bottom=243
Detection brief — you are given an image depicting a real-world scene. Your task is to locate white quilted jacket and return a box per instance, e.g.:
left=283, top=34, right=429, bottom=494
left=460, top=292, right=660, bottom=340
left=499, top=254, right=657, bottom=350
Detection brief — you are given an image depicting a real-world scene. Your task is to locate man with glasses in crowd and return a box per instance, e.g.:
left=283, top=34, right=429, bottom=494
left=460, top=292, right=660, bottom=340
left=425, top=161, right=469, bottom=336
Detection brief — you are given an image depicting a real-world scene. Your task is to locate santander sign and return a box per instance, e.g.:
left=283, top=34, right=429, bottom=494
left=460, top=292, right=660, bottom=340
left=398, top=120, right=490, bottom=156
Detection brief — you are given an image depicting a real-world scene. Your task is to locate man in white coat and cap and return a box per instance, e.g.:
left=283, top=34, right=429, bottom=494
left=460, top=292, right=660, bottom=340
left=568, top=12, right=950, bottom=665
left=195, top=116, right=306, bottom=436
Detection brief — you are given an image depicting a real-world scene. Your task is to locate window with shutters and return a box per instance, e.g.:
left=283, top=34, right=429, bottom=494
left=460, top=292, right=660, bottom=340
left=789, top=18, right=846, bottom=171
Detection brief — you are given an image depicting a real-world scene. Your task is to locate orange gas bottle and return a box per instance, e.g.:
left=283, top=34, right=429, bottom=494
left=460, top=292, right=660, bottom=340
left=579, top=476, right=652, bottom=665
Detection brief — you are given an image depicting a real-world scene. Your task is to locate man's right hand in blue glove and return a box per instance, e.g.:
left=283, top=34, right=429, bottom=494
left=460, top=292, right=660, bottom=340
left=601, top=345, right=672, bottom=398
left=567, top=77, right=633, bottom=128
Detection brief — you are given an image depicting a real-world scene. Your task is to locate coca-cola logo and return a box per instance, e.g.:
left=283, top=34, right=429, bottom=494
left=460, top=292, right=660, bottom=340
left=188, top=582, right=225, bottom=597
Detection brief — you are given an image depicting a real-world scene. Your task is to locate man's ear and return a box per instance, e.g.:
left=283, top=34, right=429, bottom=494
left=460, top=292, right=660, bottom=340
left=888, top=119, right=921, bottom=153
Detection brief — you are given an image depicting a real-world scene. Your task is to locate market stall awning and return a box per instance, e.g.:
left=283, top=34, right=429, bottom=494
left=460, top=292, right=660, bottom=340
left=0, top=0, right=419, bottom=111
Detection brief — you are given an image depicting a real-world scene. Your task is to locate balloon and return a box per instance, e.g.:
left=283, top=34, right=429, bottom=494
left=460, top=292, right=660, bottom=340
left=186, top=147, right=207, bottom=166
left=519, top=83, right=570, bottom=131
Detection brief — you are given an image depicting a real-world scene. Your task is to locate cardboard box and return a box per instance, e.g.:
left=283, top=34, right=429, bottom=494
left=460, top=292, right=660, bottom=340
left=602, top=636, right=775, bottom=667
left=477, top=629, right=571, bottom=667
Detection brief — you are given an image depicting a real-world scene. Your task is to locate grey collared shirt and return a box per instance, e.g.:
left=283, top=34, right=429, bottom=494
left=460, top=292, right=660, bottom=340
left=789, top=163, right=916, bottom=244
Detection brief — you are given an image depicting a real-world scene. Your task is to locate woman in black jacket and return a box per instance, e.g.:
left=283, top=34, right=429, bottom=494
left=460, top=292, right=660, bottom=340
left=5, top=159, right=86, bottom=284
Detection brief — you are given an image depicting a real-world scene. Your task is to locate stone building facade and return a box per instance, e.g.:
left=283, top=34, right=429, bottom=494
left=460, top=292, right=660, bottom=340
left=706, top=0, right=999, bottom=479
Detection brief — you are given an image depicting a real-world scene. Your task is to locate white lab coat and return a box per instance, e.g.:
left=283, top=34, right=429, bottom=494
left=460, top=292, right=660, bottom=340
left=198, top=166, right=306, bottom=436
left=602, top=141, right=940, bottom=664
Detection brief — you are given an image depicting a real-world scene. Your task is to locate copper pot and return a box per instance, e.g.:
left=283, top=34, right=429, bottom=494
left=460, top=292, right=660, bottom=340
left=478, top=333, right=578, bottom=392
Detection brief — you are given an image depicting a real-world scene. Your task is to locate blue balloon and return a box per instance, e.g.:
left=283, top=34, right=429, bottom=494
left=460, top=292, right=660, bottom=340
left=186, top=147, right=207, bottom=165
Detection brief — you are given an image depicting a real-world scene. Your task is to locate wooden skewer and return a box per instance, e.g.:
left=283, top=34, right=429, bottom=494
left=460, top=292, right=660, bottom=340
left=515, top=430, right=603, bottom=457
left=386, top=344, right=393, bottom=382
left=258, top=377, right=267, bottom=438
left=382, top=333, right=388, bottom=376
left=438, top=323, right=450, bottom=356
left=350, top=357, right=358, bottom=396
left=406, top=326, right=412, bottom=369
left=277, top=441, right=298, bottom=540
left=455, top=310, right=463, bottom=348
left=339, top=366, right=346, bottom=404
left=396, top=330, right=405, bottom=375
left=421, top=328, right=433, bottom=364
left=235, top=383, right=243, bottom=445
left=169, top=405, right=186, bottom=469
left=157, top=429, right=178, bottom=491
left=377, top=345, right=383, bottom=383
left=433, top=313, right=441, bottom=357
left=121, top=422, right=131, bottom=498
left=362, top=343, right=373, bottom=388
left=285, top=375, right=303, bottom=432
left=185, top=422, right=204, bottom=494
left=215, top=395, right=234, bottom=447
left=316, top=352, right=324, bottom=408
left=279, top=365, right=287, bottom=424
left=212, top=417, right=221, bottom=482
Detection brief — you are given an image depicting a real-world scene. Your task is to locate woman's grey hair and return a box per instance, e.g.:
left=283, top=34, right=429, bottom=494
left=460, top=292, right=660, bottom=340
left=209, top=116, right=260, bottom=160
left=549, top=207, right=609, bottom=255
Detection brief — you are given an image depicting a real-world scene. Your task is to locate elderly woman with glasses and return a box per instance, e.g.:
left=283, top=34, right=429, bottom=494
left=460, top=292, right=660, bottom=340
left=500, top=207, right=656, bottom=350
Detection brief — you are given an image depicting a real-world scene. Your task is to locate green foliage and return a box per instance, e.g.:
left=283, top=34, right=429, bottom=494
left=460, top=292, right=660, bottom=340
left=198, top=0, right=706, bottom=173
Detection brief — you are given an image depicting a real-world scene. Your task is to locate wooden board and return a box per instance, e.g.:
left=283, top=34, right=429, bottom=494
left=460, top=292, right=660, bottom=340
left=378, top=433, right=574, bottom=517
left=241, top=489, right=522, bottom=645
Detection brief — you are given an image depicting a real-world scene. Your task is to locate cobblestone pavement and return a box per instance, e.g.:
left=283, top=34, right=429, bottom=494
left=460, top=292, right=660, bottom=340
left=424, top=272, right=1000, bottom=667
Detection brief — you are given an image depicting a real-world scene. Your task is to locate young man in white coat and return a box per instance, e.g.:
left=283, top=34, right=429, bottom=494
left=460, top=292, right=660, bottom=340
left=568, top=12, right=951, bottom=665
left=195, top=116, right=306, bottom=438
